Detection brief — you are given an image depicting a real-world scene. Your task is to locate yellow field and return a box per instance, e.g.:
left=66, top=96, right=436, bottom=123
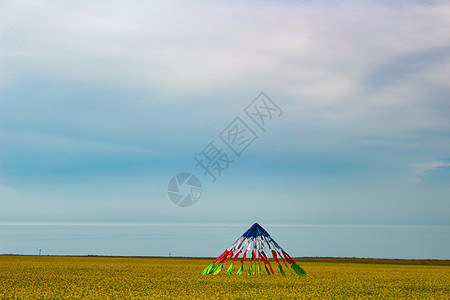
left=1, top=255, right=449, bottom=299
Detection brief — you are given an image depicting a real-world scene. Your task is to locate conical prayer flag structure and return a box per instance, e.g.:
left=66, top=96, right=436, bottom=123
left=201, top=223, right=306, bottom=276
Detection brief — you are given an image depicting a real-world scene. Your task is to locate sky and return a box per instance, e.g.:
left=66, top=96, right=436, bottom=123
left=0, top=0, right=449, bottom=226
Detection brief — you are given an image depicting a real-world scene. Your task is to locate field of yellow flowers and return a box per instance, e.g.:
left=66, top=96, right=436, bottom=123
left=1, top=255, right=449, bottom=299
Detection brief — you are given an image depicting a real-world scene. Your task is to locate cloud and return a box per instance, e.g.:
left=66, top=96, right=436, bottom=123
left=2, top=1, right=448, bottom=143
left=1, top=1, right=449, bottom=225
left=2, top=1, right=448, bottom=156
left=414, top=160, right=450, bottom=175
left=2, top=1, right=449, bottom=99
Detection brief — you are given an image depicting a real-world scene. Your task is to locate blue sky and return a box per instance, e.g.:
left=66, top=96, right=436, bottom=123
left=0, top=0, right=449, bottom=225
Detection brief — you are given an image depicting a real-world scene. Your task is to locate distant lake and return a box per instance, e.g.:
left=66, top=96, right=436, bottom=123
left=1, top=223, right=449, bottom=259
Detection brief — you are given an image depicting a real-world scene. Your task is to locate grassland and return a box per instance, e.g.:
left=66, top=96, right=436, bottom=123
left=1, top=255, right=449, bottom=299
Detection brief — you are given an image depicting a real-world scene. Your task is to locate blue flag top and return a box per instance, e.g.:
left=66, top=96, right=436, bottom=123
left=241, top=223, right=270, bottom=239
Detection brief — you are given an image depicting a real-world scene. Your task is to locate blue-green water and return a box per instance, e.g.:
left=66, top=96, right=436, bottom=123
left=1, top=223, right=449, bottom=259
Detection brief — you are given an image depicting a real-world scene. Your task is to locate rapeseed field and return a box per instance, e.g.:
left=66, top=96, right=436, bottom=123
left=0, top=255, right=449, bottom=299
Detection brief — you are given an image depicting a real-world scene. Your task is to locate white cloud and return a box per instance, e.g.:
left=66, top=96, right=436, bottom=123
left=414, top=160, right=450, bottom=175
left=1, top=0, right=449, bottom=178
left=2, top=1, right=449, bottom=101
